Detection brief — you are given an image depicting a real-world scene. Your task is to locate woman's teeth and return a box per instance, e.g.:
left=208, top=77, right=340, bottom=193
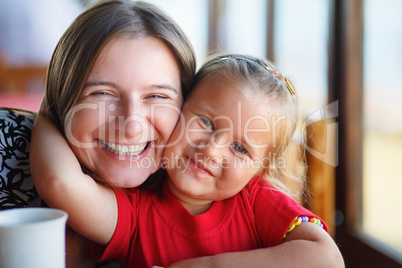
left=100, top=140, right=147, bottom=156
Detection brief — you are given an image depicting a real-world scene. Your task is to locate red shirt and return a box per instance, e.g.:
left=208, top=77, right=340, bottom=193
left=92, top=178, right=327, bottom=268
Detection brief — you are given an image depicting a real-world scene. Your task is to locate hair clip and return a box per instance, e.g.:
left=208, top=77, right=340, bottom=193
left=264, top=67, right=296, bottom=95
left=223, top=56, right=296, bottom=95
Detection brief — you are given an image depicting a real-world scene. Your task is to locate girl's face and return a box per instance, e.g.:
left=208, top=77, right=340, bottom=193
left=65, top=36, right=182, bottom=187
left=164, top=78, right=272, bottom=212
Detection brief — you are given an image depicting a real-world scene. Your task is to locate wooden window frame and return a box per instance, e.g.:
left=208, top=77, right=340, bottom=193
left=329, top=0, right=402, bottom=266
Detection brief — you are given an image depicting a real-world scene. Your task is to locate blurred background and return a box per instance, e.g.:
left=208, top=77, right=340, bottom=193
left=0, top=0, right=401, bottom=267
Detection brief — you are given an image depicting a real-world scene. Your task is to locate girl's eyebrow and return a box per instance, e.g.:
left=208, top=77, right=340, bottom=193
left=84, top=80, right=179, bottom=95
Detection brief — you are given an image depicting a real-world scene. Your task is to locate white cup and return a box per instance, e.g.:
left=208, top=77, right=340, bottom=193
left=0, top=207, right=68, bottom=268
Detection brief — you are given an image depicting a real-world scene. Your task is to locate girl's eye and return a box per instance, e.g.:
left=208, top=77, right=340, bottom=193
left=233, top=143, right=248, bottom=155
left=199, top=115, right=213, bottom=129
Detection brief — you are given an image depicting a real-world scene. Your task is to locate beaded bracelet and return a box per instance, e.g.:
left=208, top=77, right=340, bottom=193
left=283, top=216, right=324, bottom=238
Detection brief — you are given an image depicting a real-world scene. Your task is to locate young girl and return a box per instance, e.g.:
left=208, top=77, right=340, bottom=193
left=31, top=54, right=344, bottom=268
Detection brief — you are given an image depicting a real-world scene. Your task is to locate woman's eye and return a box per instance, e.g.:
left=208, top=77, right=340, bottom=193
left=233, top=143, right=248, bottom=155
left=148, top=94, right=168, bottom=99
left=199, top=115, right=213, bottom=129
left=90, top=91, right=113, bottom=97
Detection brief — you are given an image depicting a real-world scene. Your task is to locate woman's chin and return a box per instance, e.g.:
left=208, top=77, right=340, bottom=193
left=101, top=168, right=155, bottom=188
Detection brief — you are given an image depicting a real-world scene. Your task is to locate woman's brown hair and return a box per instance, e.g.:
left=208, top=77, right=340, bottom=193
left=42, top=0, right=196, bottom=134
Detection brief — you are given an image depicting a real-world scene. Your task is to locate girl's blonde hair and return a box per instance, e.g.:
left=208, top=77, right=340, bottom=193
left=191, top=54, right=304, bottom=200
left=42, top=0, right=196, bottom=133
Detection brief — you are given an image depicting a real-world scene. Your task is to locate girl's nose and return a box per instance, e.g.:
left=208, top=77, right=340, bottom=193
left=199, top=132, right=230, bottom=163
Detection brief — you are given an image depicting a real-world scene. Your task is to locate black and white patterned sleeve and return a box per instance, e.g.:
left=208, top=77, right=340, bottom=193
left=0, top=109, right=45, bottom=210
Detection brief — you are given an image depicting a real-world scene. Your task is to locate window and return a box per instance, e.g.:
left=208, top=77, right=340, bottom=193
left=362, top=0, right=402, bottom=258
left=333, top=0, right=402, bottom=266
left=145, top=0, right=209, bottom=67
left=275, top=0, right=329, bottom=112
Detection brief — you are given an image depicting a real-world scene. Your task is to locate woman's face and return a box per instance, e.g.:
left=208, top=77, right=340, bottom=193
left=65, top=36, right=182, bottom=187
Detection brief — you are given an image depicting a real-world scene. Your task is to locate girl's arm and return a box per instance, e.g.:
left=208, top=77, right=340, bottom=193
left=30, top=115, right=117, bottom=245
left=167, top=223, right=344, bottom=268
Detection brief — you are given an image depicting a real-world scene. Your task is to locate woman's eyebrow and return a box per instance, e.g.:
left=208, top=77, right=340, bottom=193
left=84, top=80, right=117, bottom=88
left=147, top=84, right=179, bottom=95
left=84, top=81, right=179, bottom=95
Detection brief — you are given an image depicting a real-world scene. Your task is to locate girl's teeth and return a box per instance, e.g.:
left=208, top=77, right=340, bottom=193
left=100, top=140, right=147, bottom=156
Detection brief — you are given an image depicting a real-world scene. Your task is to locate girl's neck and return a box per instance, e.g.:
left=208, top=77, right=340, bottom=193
left=182, top=201, right=213, bottom=216
left=166, top=177, right=213, bottom=216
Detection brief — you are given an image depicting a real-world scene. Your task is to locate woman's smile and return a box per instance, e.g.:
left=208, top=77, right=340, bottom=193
left=99, top=139, right=148, bottom=156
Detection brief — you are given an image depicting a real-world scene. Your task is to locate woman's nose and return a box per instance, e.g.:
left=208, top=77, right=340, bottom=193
left=112, top=98, right=151, bottom=143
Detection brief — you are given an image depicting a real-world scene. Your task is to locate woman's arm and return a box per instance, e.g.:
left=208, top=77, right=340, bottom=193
left=65, top=226, right=97, bottom=268
left=167, top=223, right=344, bottom=268
left=30, top=115, right=117, bottom=245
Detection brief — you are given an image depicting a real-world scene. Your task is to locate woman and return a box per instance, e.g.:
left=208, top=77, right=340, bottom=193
left=33, top=0, right=196, bottom=266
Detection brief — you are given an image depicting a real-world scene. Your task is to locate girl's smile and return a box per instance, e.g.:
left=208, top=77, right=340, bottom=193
left=187, top=156, right=215, bottom=177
